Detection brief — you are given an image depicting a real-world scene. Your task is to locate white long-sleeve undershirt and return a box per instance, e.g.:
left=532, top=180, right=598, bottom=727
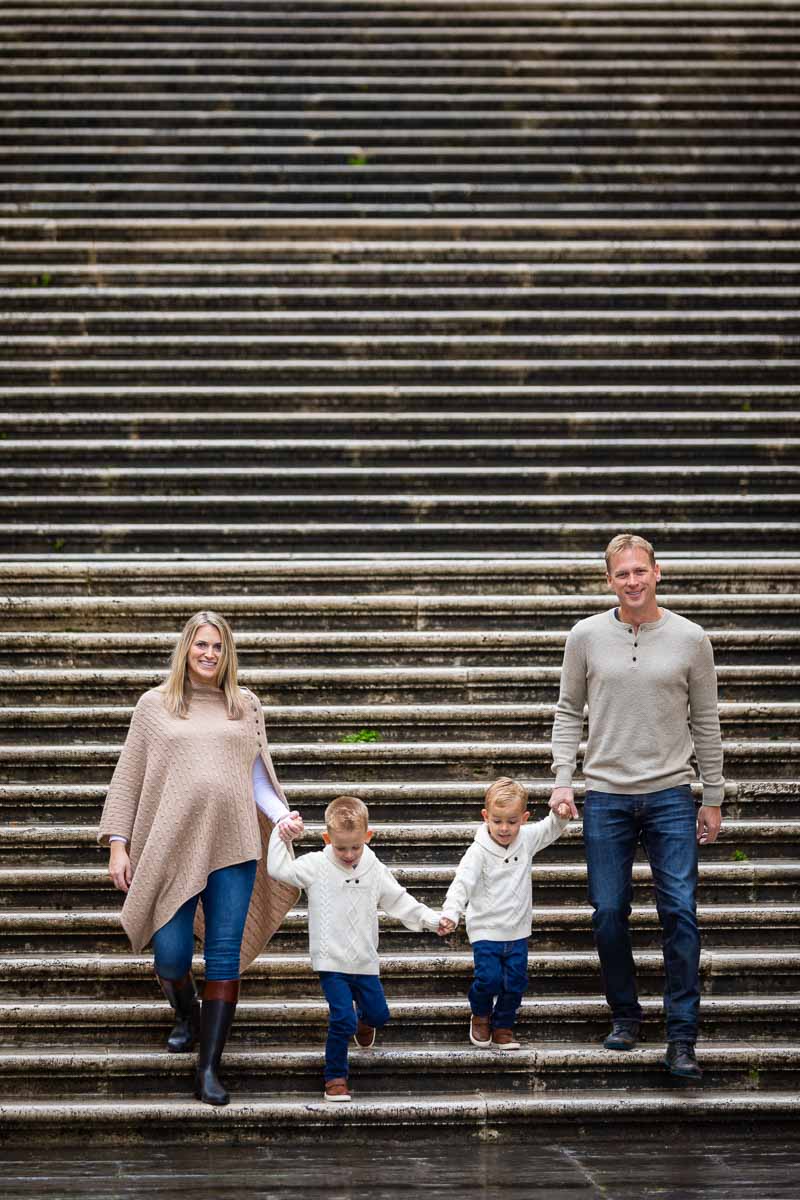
left=109, top=756, right=289, bottom=843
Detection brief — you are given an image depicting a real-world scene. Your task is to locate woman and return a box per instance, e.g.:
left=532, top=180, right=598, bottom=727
left=100, top=610, right=302, bottom=1106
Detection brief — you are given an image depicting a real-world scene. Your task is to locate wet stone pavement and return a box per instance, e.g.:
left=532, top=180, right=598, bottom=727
left=1, top=1134, right=800, bottom=1199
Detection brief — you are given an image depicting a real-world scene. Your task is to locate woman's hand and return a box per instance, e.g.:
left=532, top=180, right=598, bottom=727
left=109, top=842, right=133, bottom=893
left=278, top=811, right=304, bottom=843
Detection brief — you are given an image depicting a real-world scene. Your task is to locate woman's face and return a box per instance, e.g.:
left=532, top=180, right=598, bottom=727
left=186, top=623, right=223, bottom=687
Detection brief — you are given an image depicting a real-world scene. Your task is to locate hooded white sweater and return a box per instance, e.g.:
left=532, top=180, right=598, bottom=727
left=268, top=832, right=440, bottom=975
left=441, top=811, right=569, bottom=944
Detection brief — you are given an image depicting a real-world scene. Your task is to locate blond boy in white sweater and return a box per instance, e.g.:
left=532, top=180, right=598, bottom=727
left=439, top=777, right=571, bottom=1049
left=268, top=794, right=441, bottom=1102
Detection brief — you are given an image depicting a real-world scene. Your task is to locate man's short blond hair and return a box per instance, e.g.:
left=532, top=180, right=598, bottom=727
left=484, top=777, right=528, bottom=812
left=605, top=533, right=656, bottom=573
left=324, top=794, right=369, bottom=834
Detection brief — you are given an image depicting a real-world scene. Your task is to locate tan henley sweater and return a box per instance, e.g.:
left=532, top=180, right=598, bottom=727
left=551, top=607, right=725, bottom=805
left=98, top=683, right=298, bottom=968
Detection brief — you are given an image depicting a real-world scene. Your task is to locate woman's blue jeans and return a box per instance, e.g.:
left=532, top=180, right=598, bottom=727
left=151, top=859, right=257, bottom=982
left=583, top=786, right=700, bottom=1041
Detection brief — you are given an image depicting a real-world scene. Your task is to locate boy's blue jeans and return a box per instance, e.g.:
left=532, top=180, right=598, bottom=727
left=583, top=785, right=700, bottom=1041
left=318, top=971, right=391, bottom=1081
left=469, top=938, right=529, bottom=1029
left=151, top=859, right=257, bottom=981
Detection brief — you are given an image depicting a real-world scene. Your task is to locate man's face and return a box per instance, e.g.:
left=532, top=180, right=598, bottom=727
left=606, top=547, right=661, bottom=615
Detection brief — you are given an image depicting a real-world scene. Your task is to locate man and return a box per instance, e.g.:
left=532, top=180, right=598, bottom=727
left=549, top=533, right=723, bottom=1081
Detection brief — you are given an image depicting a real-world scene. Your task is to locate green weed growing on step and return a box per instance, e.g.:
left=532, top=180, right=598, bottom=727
left=340, top=728, right=381, bottom=743
left=347, top=153, right=369, bottom=167
left=51, top=538, right=65, bottom=552
left=731, top=848, right=749, bottom=862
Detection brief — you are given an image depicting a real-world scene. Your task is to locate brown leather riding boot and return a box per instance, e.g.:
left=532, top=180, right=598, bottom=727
left=157, top=971, right=201, bottom=1053
left=194, top=979, right=240, bottom=1106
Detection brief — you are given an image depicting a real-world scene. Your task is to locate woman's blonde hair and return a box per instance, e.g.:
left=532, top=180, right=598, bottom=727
left=162, top=610, right=245, bottom=719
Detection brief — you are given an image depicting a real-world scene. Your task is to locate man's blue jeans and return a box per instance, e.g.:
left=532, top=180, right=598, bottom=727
left=583, top=786, right=700, bottom=1041
left=318, top=971, right=391, bottom=1081
left=469, top=938, right=529, bottom=1030
left=151, top=858, right=257, bottom=981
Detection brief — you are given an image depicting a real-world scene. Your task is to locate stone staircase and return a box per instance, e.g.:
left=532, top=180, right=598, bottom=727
left=0, top=0, right=798, bottom=1140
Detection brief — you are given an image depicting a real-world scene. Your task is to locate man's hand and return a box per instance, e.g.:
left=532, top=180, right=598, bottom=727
left=438, top=917, right=456, bottom=937
left=696, top=805, right=722, bottom=845
left=549, top=787, right=578, bottom=820
left=109, top=843, right=132, bottom=893
left=278, top=811, right=304, bottom=843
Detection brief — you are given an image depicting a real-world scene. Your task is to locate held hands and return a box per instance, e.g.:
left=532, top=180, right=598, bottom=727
left=549, top=787, right=578, bottom=821
left=696, top=805, right=722, bottom=845
left=108, top=843, right=132, bottom=893
left=278, top=811, right=304, bottom=843
left=438, top=916, right=456, bottom=937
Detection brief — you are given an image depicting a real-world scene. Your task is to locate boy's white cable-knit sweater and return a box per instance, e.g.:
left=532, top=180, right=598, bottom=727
left=268, top=833, right=440, bottom=975
left=441, top=811, right=569, bottom=944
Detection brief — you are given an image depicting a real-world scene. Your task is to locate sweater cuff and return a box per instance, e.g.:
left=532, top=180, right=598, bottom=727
left=701, top=784, right=725, bottom=807
left=553, top=766, right=574, bottom=789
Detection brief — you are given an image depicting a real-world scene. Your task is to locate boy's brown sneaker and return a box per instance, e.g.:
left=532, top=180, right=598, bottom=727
left=324, top=1077, right=352, bottom=1102
left=491, top=1028, right=521, bottom=1050
left=354, top=1018, right=376, bottom=1049
left=469, top=1014, right=492, bottom=1048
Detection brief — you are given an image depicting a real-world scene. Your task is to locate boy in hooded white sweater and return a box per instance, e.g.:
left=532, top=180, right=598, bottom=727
left=439, top=777, right=571, bottom=1050
left=268, top=793, right=441, bottom=1102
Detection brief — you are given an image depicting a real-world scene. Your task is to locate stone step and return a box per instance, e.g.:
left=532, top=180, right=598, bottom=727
left=3, top=592, right=795, bottom=632
left=7, top=358, right=798, bottom=391
left=2, top=819, right=793, bottom=866
left=5, top=467, right=799, bottom=501
left=5, top=195, right=798, bottom=220
left=11, top=154, right=799, bottom=179
left=6, top=307, right=800, bottom=335
left=2, top=663, right=794, bottom=704
left=1, top=903, right=796, bottom=954
left=6, top=12, right=799, bottom=37
left=3, top=386, right=798, bottom=415
left=2, top=631, right=793, bottom=671
left=0, top=992, right=797, bottom=1044
left=6, top=629, right=795, bottom=674
left=4, top=285, right=800, bottom=314
left=1, top=555, right=795, bottom=595
left=9, top=521, right=799, bottom=555
left=2, top=1089, right=798, bottom=1142
left=5, top=777, right=790, bottom=823
left=3, top=216, right=798, bottom=244
left=6, top=701, right=797, bottom=745
left=9, top=330, right=799, bottom=358
left=0, top=1042, right=797, bottom=1102
left=6, top=129, right=800, bottom=150
left=2, top=491, right=797, bottom=524
left=2, top=859, right=796, bottom=911
left=4, top=739, right=794, bottom=788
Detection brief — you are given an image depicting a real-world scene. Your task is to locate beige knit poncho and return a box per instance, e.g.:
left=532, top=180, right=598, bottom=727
left=98, top=682, right=298, bottom=970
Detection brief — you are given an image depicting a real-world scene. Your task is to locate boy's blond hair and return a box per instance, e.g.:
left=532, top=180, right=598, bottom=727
left=484, top=777, right=528, bottom=813
left=324, top=794, right=369, bottom=834
left=604, top=532, right=656, bottom=572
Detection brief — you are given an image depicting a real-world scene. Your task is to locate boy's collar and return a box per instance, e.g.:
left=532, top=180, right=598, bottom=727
left=323, top=841, right=377, bottom=877
left=474, top=822, right=524, bottom=858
